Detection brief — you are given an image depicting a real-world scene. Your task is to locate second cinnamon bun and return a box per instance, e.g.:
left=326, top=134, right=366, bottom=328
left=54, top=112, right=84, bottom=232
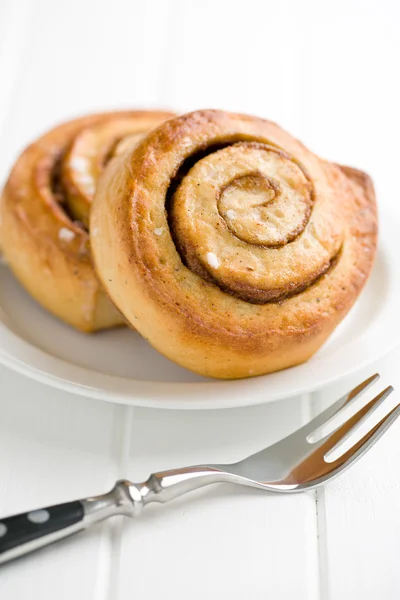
left=0, top=110, right=174, bottom=332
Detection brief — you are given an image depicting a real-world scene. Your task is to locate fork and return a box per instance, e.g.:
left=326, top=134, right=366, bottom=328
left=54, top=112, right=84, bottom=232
left=0, top=374, right=398, bottom=565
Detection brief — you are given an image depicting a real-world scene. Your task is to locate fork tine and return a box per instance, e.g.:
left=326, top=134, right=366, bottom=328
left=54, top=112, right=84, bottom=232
left=323, top=386, right=394, bottom=459
left=303, top=373, right=380, bottom=439
left=323, top=400, right=400, bottom=476
left=312, top=386, right=394, bottom=460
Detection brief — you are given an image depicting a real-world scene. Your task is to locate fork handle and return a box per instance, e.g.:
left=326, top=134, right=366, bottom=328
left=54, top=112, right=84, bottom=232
left=0, top=482, right=135, bottom=565
left=0, top=501, right=85, bottom=564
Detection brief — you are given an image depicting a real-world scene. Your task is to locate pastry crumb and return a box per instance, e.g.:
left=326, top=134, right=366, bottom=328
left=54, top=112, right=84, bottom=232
left=206, top=252, right=220, bottom=268
left=70, top=157, right=88, bottom=173
left=58, top=227, right=75, bottom=242
left=154, top=227, right=164, bottom=236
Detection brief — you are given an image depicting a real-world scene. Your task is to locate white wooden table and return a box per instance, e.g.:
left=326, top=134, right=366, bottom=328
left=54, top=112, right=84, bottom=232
left=1, top=1, right=400, bottom=597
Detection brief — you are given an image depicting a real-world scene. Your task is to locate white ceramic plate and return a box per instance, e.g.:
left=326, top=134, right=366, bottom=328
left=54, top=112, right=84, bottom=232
left=1, top=211, right=399, bottom=410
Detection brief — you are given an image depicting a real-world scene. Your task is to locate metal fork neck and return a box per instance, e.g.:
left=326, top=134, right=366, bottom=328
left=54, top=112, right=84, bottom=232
left=82, top=468, right=227, bottom=523
left=82, top=479, right=140, bottom=522
left=137, top=467, right=227, bottom=506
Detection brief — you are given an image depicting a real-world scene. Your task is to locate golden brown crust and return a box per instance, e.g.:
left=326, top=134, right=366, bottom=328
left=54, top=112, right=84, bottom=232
left=0, top=110, right=174, bottom=332
left=91, top=110, right=377, bottom=376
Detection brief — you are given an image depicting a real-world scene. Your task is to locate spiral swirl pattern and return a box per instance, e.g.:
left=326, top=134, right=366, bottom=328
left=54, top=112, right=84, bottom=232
left=0, top=110, right=174, bottom=331
left=91, top=110, right=377, bottom=378
left=170, top=141, right=342, bottom=303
